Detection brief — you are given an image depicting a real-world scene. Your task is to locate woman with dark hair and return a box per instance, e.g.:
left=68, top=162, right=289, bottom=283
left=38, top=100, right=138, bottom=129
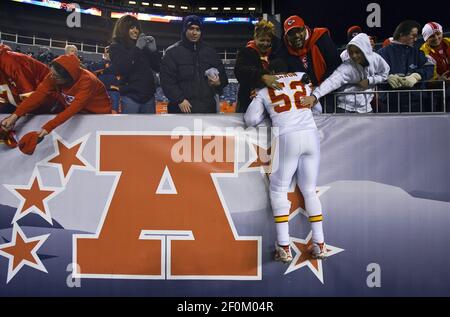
left=109, top=15, right=160, bottom=114
left=234, top=20, right=280, bottom=113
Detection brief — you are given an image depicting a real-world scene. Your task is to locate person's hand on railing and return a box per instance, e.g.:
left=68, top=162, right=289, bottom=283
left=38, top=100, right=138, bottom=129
left=387, top=74, right=402, bottom=89
left=400, top=73, right=421, bottom=88
left=358, top=79, right=369, bottom=89
left=178, top=99, right=192, bottom=113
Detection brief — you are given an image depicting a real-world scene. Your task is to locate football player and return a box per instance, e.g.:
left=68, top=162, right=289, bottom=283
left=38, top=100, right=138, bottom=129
left=244, top=60, right=327, bottom=263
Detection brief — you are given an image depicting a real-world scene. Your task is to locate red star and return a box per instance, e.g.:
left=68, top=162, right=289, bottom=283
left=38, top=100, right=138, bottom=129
left=285, top=232, right=344, bottom=283
left=48, top=140, right=85, bottom=177
left=292, top=239, right=321, bottom=271
left=14, top=178, right=55, bottom=215
left=0, top=231, right=40, bottom=271
left=0, top=225, right=49, bottom=283
left=288, top=185, right=306, bottom=215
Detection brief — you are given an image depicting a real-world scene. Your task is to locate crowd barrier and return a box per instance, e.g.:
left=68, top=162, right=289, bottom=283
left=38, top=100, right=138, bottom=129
left=321, top=80, right=447, bottom=113
left=0, top=114, right=449, bottom=296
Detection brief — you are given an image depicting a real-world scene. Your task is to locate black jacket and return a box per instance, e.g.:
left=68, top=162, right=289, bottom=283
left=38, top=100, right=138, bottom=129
left=109, top=39, right=161, bottom=103
left=234, top=47, right=269, bottom=113
left=272, top=31, right=341, bottom=86
left=160, top=36, right=228, bottom=113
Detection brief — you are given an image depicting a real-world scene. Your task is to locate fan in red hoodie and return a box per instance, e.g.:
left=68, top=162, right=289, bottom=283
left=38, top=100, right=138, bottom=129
left=1, top=54, right=111, bottom=141
left=0, top=44, right=50, bottom=113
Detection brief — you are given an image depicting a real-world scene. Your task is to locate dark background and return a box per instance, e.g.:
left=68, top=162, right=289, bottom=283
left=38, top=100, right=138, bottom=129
left=270, top=0, right=449, bottom=45
left=0, top=0, right=448, bottom=49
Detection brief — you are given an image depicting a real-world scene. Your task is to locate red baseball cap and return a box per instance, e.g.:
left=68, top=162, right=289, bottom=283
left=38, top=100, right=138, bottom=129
left=284, top=15, right=305, bottom=34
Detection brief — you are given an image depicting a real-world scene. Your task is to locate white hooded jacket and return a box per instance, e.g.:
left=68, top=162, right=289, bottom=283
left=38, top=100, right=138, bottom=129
left=312, top=33, right=390, bottom=113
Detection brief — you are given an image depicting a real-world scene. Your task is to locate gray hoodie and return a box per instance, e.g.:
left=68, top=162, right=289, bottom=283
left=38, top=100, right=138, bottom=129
left=312, top=33, right=390, bottom=113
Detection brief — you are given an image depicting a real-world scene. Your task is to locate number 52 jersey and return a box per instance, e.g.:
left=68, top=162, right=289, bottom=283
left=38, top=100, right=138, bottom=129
left=244, top=72, right=321, bottom=136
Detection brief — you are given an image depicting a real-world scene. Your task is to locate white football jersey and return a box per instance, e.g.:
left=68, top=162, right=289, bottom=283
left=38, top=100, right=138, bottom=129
left=244, top=72, right=320, bottom=136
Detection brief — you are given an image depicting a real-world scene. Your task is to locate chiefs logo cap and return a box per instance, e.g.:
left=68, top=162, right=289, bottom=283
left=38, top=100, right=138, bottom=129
left=284, top=15, right=305, bottom=33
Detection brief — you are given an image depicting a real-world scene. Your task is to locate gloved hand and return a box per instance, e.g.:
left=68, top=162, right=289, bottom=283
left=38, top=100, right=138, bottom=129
left=387, top=74, right=402, bottom=89
left=205, top=68, right=221, bottom=87
left=1, top=114, right=18, bottom=131
left=18, top=131, right=44, bottom=155
left=136, top=33, right=147, bottom=50
left=205, top=68, right=219, bottom=81
left=145, top=36, right=157, bottom=52
left=400, top=73, right=422, bottom=88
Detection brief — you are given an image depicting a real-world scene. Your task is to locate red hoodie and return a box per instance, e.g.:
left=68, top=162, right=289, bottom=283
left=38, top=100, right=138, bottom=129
left=0, top=44, right=49, bottom=107
left=14, top=54, right=111, bottom=133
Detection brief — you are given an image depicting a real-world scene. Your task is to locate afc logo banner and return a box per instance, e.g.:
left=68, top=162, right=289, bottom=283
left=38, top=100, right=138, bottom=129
left=73, top=133, right=261, bottom=280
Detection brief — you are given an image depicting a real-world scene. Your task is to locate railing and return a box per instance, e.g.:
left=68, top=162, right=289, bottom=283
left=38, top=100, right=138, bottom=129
left=0, top=31, right=106, bottom=54
left=3, top=30, right=446, bottom=114
left=1, top=30, right=240, bottom=64
left=218, top=52, right=238, bottom=62
left=321, top=81, right=447, bottom=114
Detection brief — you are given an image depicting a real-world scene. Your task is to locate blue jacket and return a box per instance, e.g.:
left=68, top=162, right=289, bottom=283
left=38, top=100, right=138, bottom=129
left=378, top=42, right=433, bottom=80
left=89, top=60, right=119, bottom=91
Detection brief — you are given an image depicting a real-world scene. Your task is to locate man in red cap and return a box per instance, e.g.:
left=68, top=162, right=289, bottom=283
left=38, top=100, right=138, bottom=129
left=273, top=15, right=340, bottom=88
left=272, top=15, right=340, bottom=112
left=1, top=54, right=111, bottom=146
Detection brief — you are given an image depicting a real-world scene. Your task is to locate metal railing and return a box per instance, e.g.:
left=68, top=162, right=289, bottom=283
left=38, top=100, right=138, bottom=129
left=321, top=81, right=447, bottom=114
left=1, top=30, right=240, bottom=64
left=0, top=31, right=106, bottom=54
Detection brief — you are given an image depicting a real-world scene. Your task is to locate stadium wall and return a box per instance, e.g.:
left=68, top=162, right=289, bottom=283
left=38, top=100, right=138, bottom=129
left=0, top=114, right=449, bottom=296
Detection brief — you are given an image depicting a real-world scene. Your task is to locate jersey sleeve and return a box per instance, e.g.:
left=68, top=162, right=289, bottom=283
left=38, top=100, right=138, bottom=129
left=244, top=90, right=267, bottom=127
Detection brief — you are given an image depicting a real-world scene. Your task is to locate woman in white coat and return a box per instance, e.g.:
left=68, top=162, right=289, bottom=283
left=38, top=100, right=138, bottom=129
left=302, top=33, right=390, bottom=113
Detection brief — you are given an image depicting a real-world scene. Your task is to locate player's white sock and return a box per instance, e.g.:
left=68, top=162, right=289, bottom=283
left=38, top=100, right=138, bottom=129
left=309, top=214, right=324, bottom=244
left=270, top=190, right=291, bottom=247
left=274, top=216, right=290, bottom=246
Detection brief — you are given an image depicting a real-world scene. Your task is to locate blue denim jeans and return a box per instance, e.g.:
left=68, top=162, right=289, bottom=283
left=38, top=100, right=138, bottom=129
left=121, top=96, right=155, bottom=114
left=107, top=90, right=121, bottom=113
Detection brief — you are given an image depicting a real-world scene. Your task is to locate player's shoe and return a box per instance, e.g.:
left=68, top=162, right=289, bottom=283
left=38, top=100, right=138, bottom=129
left=310, top=242, right=328, bottom=260
left=274, top=243, right=293, bottom=263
